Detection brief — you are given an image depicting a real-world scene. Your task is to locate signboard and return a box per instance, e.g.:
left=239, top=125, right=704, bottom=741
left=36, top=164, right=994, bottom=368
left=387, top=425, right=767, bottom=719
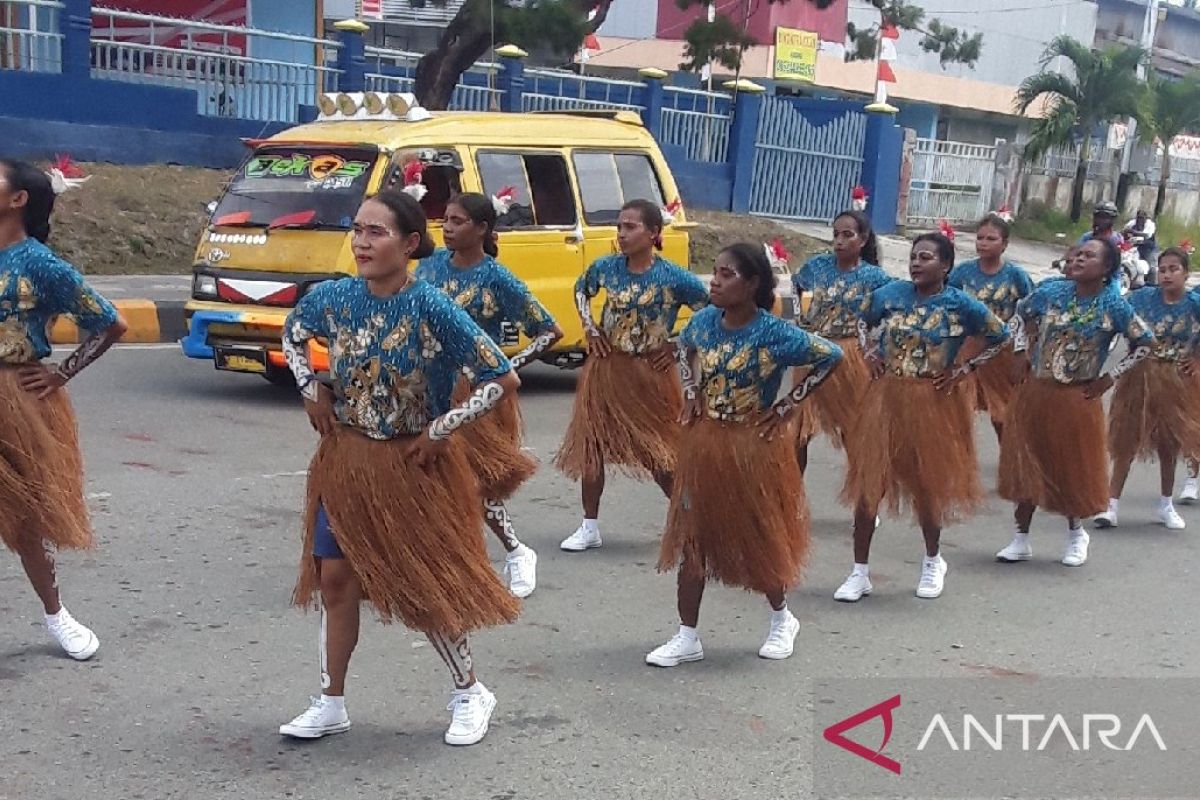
left=774, top=27, right=818, bottom=84
left=92, top=1, right=249, bottom=56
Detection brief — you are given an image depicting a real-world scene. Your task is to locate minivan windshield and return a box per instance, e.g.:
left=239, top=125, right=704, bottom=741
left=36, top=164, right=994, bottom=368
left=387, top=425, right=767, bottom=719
left=211, top=146, right=378, bottom=230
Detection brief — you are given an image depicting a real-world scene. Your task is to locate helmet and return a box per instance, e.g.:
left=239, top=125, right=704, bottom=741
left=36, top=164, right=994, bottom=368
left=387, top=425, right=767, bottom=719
left=1094, top=201, right=1118, bottom=217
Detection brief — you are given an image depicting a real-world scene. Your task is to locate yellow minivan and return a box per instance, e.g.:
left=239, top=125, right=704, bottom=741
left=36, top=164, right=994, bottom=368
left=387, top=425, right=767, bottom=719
left=180, top=94, right=694, bottom=383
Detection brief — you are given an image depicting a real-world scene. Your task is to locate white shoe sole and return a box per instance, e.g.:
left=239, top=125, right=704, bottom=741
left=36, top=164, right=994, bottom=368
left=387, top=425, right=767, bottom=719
left=444, top=695, right=496, bottom=746
left=646, top=649, right=704, bottom=668
left=63, top=632, right=100, bottom=661
left=279, top=720, right=351, bottom=739
left=833, top=587, right=871, bottom=603
left=1062, top=557, right=1087, bottom=567
left=916, top=586, right=944, bottom=599
left=560, top=538, right=602, bottom=552
left=996, top=550, right=1033, bottom=563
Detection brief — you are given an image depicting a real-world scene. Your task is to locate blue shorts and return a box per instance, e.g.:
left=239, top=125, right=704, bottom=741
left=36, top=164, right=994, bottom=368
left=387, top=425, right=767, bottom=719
left=312, top=505, right=344, bottom=559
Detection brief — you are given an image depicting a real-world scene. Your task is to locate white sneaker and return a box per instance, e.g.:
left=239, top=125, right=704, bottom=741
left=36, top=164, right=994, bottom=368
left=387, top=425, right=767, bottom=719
left=45, top=607, right=99, bottom=661
left=1180, top=478, right=1199, bottom=505
left=279, top=696, right=351, bottom=739
left=645, top=632, right=704, bottom=667
left=833, top=571, right=872, bottom=602
left=444, top=684, right=496, bottom=746
left=560, top=525, right=601, bottom=552
left=1094, top=510, right=1118, bottom=529
left=996, top=536, right=1033, bottom=562
left=503, top=545, right=537, bottom=598
left=1062, top=530, right=1090, bottom=567
left=916, top=556, right=948, bottom=599
left=758, top=611, right=800, bottom=660
left=1159, top=506, right=1186, bottom=530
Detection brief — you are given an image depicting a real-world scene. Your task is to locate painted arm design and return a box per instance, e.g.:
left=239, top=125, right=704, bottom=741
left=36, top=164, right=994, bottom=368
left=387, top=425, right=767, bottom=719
left=428, top=380, right=506, bottom=441
left=576, top=290, right=600, bottom=337
left=856, top=318, right=882, bottom=359
left=510, top=331, right=557, bottom=371
left=1108, top=345, right=1151, bottom=381
left=282, top=327, right=319, bottom=402
left=950, top=340, right=1007, bottom=379
left=772, top=351, right=838, bottom=418
left=54, top=328, right=117, bottom=383
left=675, top=341, right=698, bottom=401
left=1008, top=314, right=1029, bottom=353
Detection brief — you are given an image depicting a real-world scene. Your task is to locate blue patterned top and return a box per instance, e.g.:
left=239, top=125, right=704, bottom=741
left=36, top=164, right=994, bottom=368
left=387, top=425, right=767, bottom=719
left=283, top=277, right=511, bottom=440
left=1017, top=280, right=1154, bottom=383
left=680, top=306, right=843, bottom=422
left=576, top=254, right=708, bottom=355
left=791, top=253, right=892, bottom=340
left=864, top=282, right=1009, bottom=379
left=1127, top=287, right=1200, bottom=364
left=0, top=238, right=118, bottom=363
left=948, top=259, right=1035, bottom=323
left=414, top=248, right=556, bottom=344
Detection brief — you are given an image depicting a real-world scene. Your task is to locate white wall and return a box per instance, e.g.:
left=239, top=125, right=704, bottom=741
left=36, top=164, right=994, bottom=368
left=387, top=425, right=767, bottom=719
left=848, top=0, right=1098, bottom=89
left=596, top=0, right=659, bottom=39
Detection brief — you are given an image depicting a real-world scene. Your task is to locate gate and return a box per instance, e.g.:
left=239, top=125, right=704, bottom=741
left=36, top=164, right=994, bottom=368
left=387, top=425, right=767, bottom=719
left=907, top=138, right=996, bottom=227
left=749, top=97, right=867, bottom=221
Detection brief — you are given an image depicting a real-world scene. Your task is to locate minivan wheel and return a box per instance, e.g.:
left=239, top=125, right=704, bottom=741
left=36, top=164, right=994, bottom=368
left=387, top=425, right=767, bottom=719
left=263, top=365, right=296, bottom=388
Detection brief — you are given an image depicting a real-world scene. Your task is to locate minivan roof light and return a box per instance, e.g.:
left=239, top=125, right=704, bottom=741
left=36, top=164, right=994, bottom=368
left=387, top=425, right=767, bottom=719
left=315, top=92, right=432, bottom=123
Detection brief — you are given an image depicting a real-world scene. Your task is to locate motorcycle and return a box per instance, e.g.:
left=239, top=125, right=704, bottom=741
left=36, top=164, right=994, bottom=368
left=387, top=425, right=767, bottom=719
left=1120, top=234, right=1151, bottom=293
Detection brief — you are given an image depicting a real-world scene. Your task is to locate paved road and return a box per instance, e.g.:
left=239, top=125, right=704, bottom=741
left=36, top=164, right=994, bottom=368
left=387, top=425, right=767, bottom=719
left=3, top=348, right=1198, bottom=800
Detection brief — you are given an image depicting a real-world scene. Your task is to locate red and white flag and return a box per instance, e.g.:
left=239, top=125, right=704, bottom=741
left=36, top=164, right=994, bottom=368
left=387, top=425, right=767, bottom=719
left=877, top=23, right=899, bottom=84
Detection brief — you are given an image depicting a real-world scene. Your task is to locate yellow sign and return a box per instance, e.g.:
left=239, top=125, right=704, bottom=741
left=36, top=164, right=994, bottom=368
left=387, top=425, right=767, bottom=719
left=774, top=27, right=818, bottom=84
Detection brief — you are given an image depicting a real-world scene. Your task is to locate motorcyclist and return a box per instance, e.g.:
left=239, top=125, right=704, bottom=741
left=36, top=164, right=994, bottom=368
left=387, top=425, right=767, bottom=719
left=1078, top=201, right=1124, bottom=249
left=1123, top=209, right=1158, bottom=285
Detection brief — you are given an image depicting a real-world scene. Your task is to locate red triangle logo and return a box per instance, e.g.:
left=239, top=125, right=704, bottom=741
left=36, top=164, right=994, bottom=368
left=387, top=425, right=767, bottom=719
left=822, top=694, right=902, bottom=774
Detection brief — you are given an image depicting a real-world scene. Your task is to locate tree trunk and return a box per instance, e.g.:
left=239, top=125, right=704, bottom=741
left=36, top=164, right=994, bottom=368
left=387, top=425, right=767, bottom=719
left=412, top=0, right=613, bottom=111
left=414, top=2, right=493, bottom=111
left=1070, top=136, right=1090, bottom=223
left=1155, top=148, right=1170, bottom=219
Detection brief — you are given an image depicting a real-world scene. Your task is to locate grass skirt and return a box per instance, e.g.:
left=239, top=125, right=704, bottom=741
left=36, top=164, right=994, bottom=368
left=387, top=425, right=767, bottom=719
left=970, top=346, right=1022, bottom=426
left=555, top=351, right=681, bottom=481
left=0, top=369, right=91, bottom=552
left=998, top=378, right=1108, bottom=518
left=293, top=427, right=520, bottom=635
left=795, top=337, right=871, bottom=449
left=659, top=418, right=810, bottom=593
left=1108, top=359, right=1200, bottom=465
left=841, top=376, right=983, bottom=526
left=453, top=376, right=536, bottom=500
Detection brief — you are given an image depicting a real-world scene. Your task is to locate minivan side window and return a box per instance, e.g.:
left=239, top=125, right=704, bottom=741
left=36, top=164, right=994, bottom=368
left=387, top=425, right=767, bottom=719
left=573, top=152, right=666, bottom=226
left=476, top=151, right=577, bottom=228
left=384, top=149, right=463, bottom=221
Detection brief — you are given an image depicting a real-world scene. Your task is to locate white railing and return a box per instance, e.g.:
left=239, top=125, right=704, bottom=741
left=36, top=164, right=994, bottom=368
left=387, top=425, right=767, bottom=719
left=662, top=85, right=730, bottom=115
left=1143, top=155, right=1200, bottom=191
left=660, top=107, right=730, bottom=163
left=366, top=71, right=414, bottom=94
left=523, top=68, right=643, bottom=113
left=89, top=8, right=337, bottom=122
left=1027, top=142, right=1114, bottom=181
left=370, top=0, right=465, bottom=27
left=0, top=0, right=62, bottom=73
left=907, top=138, right=998, bottom=226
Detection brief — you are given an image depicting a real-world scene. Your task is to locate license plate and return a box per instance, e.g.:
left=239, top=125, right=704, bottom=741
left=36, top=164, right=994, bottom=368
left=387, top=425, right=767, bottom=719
left=214, top=346, right=268, bottom=374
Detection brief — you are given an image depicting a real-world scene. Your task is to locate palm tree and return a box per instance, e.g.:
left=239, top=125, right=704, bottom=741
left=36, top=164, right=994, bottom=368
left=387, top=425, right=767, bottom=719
left=1016, top=36, right=1146, bottom=222
left=1138, top=73, right=1200, bottom=218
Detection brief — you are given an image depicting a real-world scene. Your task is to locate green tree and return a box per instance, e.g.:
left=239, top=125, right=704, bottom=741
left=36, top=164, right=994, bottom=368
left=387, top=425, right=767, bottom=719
left=1016, top=36, right=1146, bottom=223
left=1137, top=73, right=1200, bottom=218
left=412, top=0, right=613, bottom=110
left=677, top=0, right=982, bottom=77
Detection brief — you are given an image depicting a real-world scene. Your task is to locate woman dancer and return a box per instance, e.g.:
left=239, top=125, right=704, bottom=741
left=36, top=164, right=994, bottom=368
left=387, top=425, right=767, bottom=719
left=648, top=243, right=842, bottom=667
left=1095, top=247, right=1200, bottom=530
left=280, top=190, right=520, bottom=746
left=556, top=199, right=708, bottom=552
left=0, top=159, right=127, bottom=660
left=791, top=210, right=891, bottom=473
left=948, top=213, right=1034, bottom=441
left=996, top=238, right=1155, bottom=567
left=416, top=192, right=563, bottom=598
left=838, top=233, right=1009, bottom=602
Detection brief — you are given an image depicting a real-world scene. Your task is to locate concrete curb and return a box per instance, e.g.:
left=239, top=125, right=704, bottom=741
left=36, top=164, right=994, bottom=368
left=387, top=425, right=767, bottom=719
left=50, top=300, right=188, bottom=345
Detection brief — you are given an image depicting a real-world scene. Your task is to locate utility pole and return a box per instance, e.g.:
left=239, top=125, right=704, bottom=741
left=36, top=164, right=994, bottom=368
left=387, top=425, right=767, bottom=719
left=1118, top=0, right=1161, bottom=206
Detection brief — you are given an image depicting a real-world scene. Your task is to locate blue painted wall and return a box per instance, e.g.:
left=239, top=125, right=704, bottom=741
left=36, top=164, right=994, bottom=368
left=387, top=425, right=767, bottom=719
left=895, top=102, right=938, bottom=139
